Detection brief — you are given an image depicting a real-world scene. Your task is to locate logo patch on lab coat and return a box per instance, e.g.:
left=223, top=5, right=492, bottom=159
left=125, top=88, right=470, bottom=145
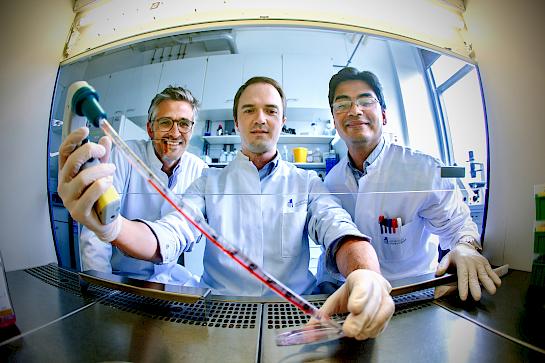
left=383, top=236, right=407, bottom=245
left=284, top=197, right=307, bottom=213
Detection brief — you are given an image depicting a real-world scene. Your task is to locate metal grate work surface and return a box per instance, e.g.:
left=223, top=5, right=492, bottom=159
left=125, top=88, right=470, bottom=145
left=393, top=288, right=435, bottom=313
left=265, top=289, right=436, bottom=329
left=101, top=292, right=260, bottom=328
left=25, top=263, right=111, bottom=300
left=25, top=265, right=431, bottom=331
left=25, top=264, right=259, bottom=328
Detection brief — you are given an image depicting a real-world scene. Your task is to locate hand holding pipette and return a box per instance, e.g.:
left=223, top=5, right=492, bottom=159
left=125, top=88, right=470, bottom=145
left=313, top=269, right=394, bottom=340
left=58, top=127, right=123, bottom=243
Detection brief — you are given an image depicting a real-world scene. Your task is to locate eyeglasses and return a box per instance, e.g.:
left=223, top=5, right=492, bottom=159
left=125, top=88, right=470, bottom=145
left=331, top=97, right=379, bottom=114
left=154, top=117, right=194, bottom=133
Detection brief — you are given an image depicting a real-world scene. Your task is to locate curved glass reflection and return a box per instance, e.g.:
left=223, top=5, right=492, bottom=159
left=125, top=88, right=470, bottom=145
left=48, top=26, right=488, bottom=297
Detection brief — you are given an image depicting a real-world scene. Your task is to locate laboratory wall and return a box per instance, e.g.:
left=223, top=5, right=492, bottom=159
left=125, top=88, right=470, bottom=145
left=464, top=0, right=545, bottom=270
left=1, top=0, right=543, bottom=274
left=0, top=0, right=74, bottom=271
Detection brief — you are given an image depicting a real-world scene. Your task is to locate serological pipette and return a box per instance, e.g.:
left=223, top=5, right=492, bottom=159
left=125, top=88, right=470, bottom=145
left=69, top=81, right=344, bottom=345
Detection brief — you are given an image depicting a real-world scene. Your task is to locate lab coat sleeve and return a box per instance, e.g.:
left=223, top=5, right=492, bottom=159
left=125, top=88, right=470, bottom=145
left=79, top=226, right=113, bottom=272
left=418, top=177, right=479, bottom=250
left=143, top=175, right=206, bottom=264
left=306, top=173, right=369, bottom=278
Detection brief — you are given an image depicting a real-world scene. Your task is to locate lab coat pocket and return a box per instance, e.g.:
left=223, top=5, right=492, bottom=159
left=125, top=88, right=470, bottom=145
left=281, top=210, right=307, bottom=258
left=380, top=220, right=419, bottom=261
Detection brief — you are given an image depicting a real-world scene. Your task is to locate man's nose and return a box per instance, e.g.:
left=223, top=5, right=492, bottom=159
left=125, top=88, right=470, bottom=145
left=255, top=110, right=267, bottom=124
left=169, top=122, right=183, bottom=135
left=347, top=101, right=363, bottom=116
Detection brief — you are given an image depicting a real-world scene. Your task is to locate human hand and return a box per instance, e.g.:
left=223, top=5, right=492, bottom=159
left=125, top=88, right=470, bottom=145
left=435, top=242, right=501, bottom=301
left=57, top=127, right=122, bottom=242
left=317, top=269, right=394, bottom=340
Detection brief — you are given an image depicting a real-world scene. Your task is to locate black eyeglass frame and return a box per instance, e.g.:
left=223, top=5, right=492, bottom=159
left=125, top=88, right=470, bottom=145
left=153, top=117, right=195, bottom=133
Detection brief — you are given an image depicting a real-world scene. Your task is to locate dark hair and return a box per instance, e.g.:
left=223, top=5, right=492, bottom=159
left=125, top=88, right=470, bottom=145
left=233, top=76, right=286, bottom=120
left=148, top=85, right=199, bottom=123
left=328, top=67, right=386, bottom=111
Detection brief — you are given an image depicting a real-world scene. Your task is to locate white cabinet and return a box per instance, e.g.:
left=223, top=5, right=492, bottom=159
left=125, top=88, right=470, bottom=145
left=202, top=135, right=334, bottom=145
left=282, top=54, right=335, bottom=109
left=201, top=54, right=243, bottom=110
left=158, top=57, right=208, bottom=103
left=79, top=53, right=336, bottom=124
left=118, top=115, right=149, bottom=141
left=125, top=63, right=163, bottom=118
left=105, top=63, right=163, bottom=119
left=242, top=54, right=282, bottom=84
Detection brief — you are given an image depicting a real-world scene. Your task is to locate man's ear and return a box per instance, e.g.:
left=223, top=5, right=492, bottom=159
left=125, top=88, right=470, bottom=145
left=234, top=118, right=239, bottom=130
left=332, top=114, right=339, bottom=130
left=282, top=116, right=287, bottom=127
left=147, top=121, right=154, bottom=139
left=382, top=109, right=387, bottom=125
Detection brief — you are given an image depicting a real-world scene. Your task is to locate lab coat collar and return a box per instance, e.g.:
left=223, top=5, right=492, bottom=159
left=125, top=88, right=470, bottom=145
left=258, top=151, right=280, bottom=180
left=234, top=150, right=281, bottom=180
left=346, top=136, right=386, bottom=177
left=147, top=140, right=164, bottom=174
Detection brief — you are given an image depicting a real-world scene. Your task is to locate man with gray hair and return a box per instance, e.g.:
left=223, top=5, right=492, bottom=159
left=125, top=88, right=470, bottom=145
left=79, top=85, right=207, bottom=284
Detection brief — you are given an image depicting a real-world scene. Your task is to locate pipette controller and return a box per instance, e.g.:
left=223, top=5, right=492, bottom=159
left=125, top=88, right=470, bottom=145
left=63, top=81, right=120, bottom=224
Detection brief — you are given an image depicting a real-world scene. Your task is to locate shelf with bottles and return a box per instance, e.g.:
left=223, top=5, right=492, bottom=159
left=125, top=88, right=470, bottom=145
left=201, top=134, right=335, bottom=145
left=536, top=184, right=545, bottom=221
left=207, top=162, right=326, bottom=169
left=531, top=183, right=545, bottom=288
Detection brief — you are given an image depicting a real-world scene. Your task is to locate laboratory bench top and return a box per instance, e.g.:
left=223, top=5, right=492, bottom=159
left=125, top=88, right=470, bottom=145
left=1, top=264, right=544, bottom=362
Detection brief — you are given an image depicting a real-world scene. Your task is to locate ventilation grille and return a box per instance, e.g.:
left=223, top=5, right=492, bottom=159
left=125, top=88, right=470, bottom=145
left=101, top=293, right=259, bottom=329
left=25, top=263, right=111, bottom=299
left=25, top=264, right=259, bottom=328
left=265, top=289, right=436, bottom=329
left=266, top=301, right=327, bottom=330
left=26, top=265, right=432, bottom=330
left=393, top=288, right=435, bottom=314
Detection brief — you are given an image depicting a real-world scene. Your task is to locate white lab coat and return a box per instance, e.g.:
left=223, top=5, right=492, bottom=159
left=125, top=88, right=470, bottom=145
left=145, top=151, right=366, bottom=296
left=79, top=139, right=207, bottom=284
left=317, top=139, right=479, bottom=283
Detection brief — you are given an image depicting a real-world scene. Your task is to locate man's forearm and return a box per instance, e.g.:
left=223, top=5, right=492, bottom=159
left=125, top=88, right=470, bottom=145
left=335, top=238, right=381, bottom=277
left=111, top=219, right=162, bottom=263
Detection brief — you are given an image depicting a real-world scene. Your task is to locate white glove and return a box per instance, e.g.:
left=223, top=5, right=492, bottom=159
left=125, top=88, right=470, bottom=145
left=317, top=269, right=395, bottom=340
left=57, top=127, right=122, bottom=243
left=435, top=242, right=502, bottom=301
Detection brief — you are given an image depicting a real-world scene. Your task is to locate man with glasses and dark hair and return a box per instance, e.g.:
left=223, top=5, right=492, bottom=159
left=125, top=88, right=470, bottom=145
left=79, top=85, right=207, bottom=284
left=317, top=67, right=501, bottom=302
left=59, top=76, right=395, bottom=341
